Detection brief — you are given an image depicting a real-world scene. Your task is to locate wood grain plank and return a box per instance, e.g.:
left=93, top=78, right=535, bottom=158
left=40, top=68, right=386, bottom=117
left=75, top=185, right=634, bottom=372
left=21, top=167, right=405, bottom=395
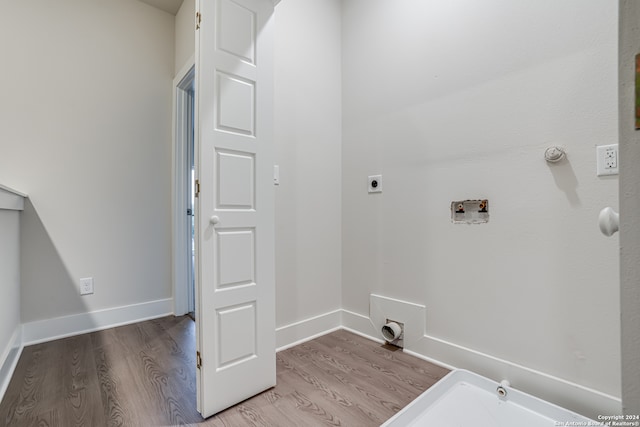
left=56, top=334, right=105, bottom=427
left=332, top=329, right=449, bottom=382
left=135, top=319, right=202, bottom=425
left=318, top=332, right=447, bottom=391
left=292, top=338, right=428, bottom=406
left=19, top=410, right=60, bottom=427
left=0, top=316, right=449, bottom=427
left=0, top=343, right=60, bottom=425
left=0, top=349, right=41, bottom=425
left=278, top=345, right=394, bottom=425
left=93, top=343, right=138, bottom=427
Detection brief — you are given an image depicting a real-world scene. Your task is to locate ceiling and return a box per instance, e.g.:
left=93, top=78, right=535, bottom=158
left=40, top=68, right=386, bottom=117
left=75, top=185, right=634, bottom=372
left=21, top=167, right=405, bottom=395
left=138, top=0, right=184, bottom=15
left=137, top=0, right=280, bottom=15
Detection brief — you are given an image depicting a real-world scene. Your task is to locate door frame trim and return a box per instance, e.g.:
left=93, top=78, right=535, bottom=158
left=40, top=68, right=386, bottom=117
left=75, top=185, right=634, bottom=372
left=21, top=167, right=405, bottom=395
left=172, top=56, right=196, bottom=316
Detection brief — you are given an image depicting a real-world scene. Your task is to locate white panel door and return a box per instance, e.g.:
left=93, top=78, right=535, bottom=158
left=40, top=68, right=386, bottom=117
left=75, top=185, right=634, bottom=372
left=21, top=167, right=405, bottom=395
left=195, top=0, right=275, bottom=418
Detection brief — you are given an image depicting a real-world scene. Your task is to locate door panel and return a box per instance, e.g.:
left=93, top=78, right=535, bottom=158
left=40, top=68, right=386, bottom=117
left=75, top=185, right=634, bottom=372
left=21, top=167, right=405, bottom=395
left=217, top=228, right=255, bottom=287
left=195, top=0, right=275, bottom=418
left=216, top=150, right=255, bottom=209
left=216, top=71, right=255, bottom=135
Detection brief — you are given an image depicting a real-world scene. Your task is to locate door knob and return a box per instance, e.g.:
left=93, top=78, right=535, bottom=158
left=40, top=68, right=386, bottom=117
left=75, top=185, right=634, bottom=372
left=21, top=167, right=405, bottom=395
left=598, top=207, right=619, bottom=237
left=210, top=215, right=220, bottom=225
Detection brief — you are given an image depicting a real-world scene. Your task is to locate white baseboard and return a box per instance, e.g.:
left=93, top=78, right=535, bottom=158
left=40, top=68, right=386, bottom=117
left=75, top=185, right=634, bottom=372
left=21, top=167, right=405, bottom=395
left=341, top=308, right=621, bottom=421
left=341, top=308, right=378, bottom=337
left=276, top=309, right=342, bottom=351
left=21, top=298, right=174, bottom=346
left=0, top=326, right=23, bottom=404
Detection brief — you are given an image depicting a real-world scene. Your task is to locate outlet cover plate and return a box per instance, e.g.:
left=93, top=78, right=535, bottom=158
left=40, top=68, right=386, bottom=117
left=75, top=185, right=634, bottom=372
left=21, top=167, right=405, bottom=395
left=80, top=277, right=94, bottom=295
left=596, top=144, right=619, bottom=176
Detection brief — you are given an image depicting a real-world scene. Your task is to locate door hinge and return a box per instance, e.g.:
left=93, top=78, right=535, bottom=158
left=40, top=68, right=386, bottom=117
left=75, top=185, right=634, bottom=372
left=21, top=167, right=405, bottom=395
left=197, top=351, right=202, bottom=369
left=194, top=179, right=200, bottom=198
left=196, top=11, right=201, bottom=30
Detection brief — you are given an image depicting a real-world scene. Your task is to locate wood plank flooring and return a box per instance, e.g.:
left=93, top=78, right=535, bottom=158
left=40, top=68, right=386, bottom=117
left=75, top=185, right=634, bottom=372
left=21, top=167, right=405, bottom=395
left=0, top=316, right=449, bottom=426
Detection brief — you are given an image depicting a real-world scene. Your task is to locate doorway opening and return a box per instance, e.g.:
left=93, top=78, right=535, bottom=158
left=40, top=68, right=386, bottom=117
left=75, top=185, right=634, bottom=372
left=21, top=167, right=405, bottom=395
left=186, top=77, right=195, bottom=319
left=172, top=62, right=196, bottom=319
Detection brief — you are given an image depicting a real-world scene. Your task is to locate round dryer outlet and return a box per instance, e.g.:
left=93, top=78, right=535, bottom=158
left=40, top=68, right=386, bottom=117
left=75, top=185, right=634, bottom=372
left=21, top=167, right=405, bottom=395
left=368, top=175, right=382, bottom=193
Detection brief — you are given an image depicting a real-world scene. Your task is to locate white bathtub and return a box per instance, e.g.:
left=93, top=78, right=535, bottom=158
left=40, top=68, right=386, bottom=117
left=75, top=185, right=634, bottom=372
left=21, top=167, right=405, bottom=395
left=382, top=369, right=598, bottom=427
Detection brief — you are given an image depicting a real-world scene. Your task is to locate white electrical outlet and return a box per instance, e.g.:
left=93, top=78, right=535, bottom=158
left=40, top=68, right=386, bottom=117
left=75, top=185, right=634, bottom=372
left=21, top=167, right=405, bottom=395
left=80, top=277, right=94, bottom=295
left=596, top=144, right=619, bottom=176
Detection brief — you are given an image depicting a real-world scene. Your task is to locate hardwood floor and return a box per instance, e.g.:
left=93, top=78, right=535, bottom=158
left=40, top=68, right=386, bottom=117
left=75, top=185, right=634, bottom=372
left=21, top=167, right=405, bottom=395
left=0, top=316, right=449, bottom=426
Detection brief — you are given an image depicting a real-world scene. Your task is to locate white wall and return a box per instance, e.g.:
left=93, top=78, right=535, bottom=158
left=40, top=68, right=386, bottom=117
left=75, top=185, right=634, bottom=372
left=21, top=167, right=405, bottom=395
left=0, top=188, right=25, bottom=400
left=0, top=211, right=20, bottom=342
left=0, top=0, right=175, bottom=324
left=273, top=0, right=343, bottom=334
left=341, top=0, right=620, bottom=416
left=619, top=0, right=640, bottom=414
left=175, top=0, right=195, bottom=73
left=0, top=209, right=20, bottom=365
left=0, top=213, right=19, bottom=352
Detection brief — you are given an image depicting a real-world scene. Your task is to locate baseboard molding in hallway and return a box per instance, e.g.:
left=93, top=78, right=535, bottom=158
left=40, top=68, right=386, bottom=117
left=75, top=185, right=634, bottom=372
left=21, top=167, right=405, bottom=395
left=21, top=298, right=173, bottom=346
left=275, top=309, right=342, bottom=351
left=0, top=327, right=22, bottom=405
